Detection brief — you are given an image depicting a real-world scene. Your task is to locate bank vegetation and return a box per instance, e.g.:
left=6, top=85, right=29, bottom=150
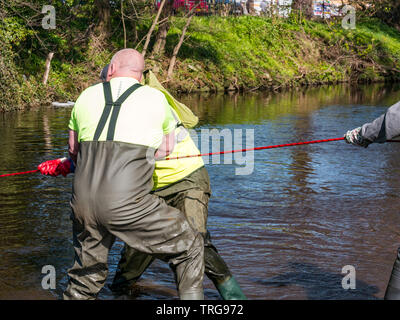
left=0, top=0, right=399, bottom=111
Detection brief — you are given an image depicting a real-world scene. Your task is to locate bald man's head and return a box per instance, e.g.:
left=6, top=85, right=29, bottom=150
left=107, top=49, right=145, bottom=82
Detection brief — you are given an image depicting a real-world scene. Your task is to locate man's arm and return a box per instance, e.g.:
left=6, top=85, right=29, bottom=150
left=155, top=92, right=178, bottom=159
left=155, top=130, right=175, bottom=159
left=68, top=129, right=79, bottom=164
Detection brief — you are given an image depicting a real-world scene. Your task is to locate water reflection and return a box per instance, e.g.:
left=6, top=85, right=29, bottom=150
left=1, top=83, right=400, bottom=299
left=257, top=262, right=379, bottom=300
left=180, top=83, right=400, bottom=125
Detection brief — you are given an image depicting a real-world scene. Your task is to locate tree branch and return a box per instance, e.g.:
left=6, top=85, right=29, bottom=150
left=142, top=0, right=167, bottom=58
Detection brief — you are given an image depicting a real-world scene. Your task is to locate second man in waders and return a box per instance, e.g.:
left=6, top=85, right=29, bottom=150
left=99, top=65, right=247, bottom=300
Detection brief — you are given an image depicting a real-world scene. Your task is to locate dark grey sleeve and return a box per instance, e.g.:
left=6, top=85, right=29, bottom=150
left=361, top=101, right=400, bottom=143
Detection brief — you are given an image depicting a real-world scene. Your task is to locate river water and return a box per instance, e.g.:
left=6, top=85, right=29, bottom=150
left=1, top=83, right=400, bottom=300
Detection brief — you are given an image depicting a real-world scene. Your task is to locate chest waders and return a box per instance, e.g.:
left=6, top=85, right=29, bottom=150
left=112, top=166, right=247, bottom=299
left=64, top=81, right=204, bottom=300
left=109, top=95, right=246, bottom=299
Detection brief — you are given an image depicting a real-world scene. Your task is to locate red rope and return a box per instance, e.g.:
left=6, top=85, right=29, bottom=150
left=166, top=137, right=347, bottom=160
left=1, top=137, right=399, bottom=176
left=0, top=169, right=39, bottom=178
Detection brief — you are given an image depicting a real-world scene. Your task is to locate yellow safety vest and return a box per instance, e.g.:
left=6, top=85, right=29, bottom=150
left=152, top=109, right=204, bottom=190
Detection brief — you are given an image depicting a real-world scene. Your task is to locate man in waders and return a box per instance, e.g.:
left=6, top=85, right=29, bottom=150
left=345, top=100, right=400, bottom=300
left=38, top=49, right=204, bottom=300
left=97, top=65, right=247, bottom=300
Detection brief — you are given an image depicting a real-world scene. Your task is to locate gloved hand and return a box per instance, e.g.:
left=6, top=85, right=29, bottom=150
left=344, top=127, right=371, bottom=148
left=38, top=157, right=75, bottom=177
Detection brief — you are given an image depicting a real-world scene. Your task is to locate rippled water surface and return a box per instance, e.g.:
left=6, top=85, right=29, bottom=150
left=2, top=83, right=400, bottom=299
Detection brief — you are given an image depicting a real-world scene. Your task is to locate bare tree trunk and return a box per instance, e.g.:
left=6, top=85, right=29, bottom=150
left=94, top=0, right=111, bottom=36
left=152, top=0, right=173, bottom=57
left=167, top=14, right=194, bottom=80
left=129, top=0, right=139, bottom=43
left=142, top=0, right=167, bottom=58
left=152, top=22, right=169, bottom=57
left=247, top=0, right=256, bottom=15
left=292, top=0, right=314, bottom=19
left=42, top=52, right=54, bottom=85
left=121, top=0, right=127, bottom=48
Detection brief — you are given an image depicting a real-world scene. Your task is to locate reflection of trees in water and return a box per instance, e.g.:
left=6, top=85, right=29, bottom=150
left=284, top=106, right=315, bottom=202
left=42, top=114, right=53, bottom=153
left=178, top=83, right=400, bottom=125
left=348, top=83, right=400, bottom=106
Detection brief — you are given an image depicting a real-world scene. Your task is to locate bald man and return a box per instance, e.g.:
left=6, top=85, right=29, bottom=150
left=55, top=49, right=204, bottom=300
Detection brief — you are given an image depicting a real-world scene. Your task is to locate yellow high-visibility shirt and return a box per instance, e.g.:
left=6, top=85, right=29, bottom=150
left=152, top=109, right=204, bottom=190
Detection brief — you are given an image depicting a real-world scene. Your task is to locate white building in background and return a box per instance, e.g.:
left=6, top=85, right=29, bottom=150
left=314, top=0, right=347, bottom=18
left=248, top=0, right=292, bottom=17
left=244, top=0, right=345, bottom=18
left=193, top=0, right=346, bottom=18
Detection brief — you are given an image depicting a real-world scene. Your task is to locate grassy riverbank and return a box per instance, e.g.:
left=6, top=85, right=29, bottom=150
left=163, top=16, right=400, bottom=92
left=1, top=15, right=400, bottom=111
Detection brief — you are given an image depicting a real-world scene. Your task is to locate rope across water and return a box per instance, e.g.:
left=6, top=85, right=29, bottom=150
left=165, top=137, right=346, bottom=160
left=1, top=137, right=399, bottom=177
left=0, top=169, right=40, bottom=178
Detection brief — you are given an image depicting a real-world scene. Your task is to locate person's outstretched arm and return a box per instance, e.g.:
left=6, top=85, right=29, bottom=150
left=345, top=100, right=400, bottom=147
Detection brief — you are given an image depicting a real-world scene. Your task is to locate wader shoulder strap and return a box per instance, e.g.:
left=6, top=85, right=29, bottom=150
left=93, top=82, right=113, bottom=141
left=93, top=82, right=142, bottom=141
left=106, top=83, right=142, bottom=141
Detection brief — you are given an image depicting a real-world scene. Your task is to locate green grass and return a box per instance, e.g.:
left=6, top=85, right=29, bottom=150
left=163, top=16, right=400, bottom=92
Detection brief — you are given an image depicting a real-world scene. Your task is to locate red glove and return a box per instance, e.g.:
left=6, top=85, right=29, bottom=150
left=38, top=158, right=74, bottom=177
